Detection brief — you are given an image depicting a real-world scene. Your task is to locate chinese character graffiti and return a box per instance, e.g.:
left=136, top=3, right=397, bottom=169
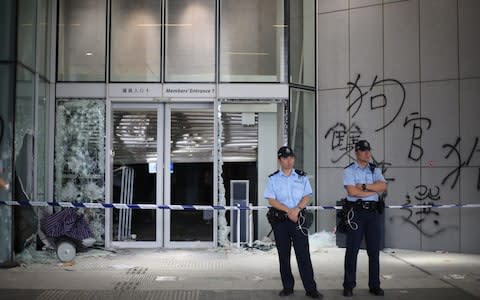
left=324, top=122, right=362, bottom=163
left=346, top=74, right=406, bottom=132
left=371, top=157, right=394, bottom=183
left=442, top=137, right=480, bottom=190
left=403, top=112, right=432, bottom=161
left=391, top=185, right=458, bottom=237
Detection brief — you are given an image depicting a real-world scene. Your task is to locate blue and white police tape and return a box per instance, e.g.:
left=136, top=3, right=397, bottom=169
left=0, top=200, right=480, bottom=210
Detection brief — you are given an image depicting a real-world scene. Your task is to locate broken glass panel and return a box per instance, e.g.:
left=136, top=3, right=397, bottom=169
left=54, top=99, right=105, bottom=242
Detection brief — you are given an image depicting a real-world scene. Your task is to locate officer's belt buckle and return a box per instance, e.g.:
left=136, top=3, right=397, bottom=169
left=360, top=201, right=376, bottom=210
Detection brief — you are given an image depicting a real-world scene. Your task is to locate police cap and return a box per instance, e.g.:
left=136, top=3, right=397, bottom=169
left=277, top=146, right=295, bottom=158
left=354, top=140, right=371, bottom=151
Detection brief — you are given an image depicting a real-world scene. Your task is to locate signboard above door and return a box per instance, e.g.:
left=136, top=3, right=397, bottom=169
left=57, top=83, right=288, bottom=99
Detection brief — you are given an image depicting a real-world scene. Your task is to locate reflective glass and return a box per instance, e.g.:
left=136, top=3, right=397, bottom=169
left=170, top=108, right=214, bottom=241
left=38, top=0, right=52, bottom=78
left=14, top=67, right=35, bottom=200
left=110, top=0, right=161, bottom=82
left=36, top=79, right=48, bottom=201
left=0, top=64, right=15, bottom=202
left=0, top=0, right=15, bottom=60
left=112, top=109, right=158, bottom=241
left=0, top=64, right=14, bottom=261
left=290, top=89, right=315, bottom=200
left=220, top=0, right=286, bottom=82
left=289, top=0, right=315, bottom=87
left=17, top=0, right=36, bottom=69
left=165, top=0, right=215, bottom=82
left=57, top=0, right=106, bottom=81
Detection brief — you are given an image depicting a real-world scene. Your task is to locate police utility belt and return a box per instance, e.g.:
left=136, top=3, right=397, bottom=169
left=344, top=199, right=382, bottom=212
left=266, top=207, right=288, bottom=223
left=266, top=207, right=314, bottom=228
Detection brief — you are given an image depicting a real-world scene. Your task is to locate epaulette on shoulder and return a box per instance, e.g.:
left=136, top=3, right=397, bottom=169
left=295, top=169, right=306, bottom=176
left=344, top=162, right=354, bottom=169
left=269, top=170, right=279, bottom=177
left=368, top=162, right=377, bottom=173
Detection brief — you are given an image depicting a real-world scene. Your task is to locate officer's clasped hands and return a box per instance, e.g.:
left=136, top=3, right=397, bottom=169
left=287, top=207, right=300, bottom=223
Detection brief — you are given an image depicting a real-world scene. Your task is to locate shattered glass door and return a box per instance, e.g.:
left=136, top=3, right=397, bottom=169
left=112, top=107, right=160, bottom=242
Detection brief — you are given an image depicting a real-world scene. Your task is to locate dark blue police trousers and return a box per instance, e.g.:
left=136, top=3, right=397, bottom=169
left=343, top=209, right=381, bottom=289
left=273, top=219, right=317, bottom=292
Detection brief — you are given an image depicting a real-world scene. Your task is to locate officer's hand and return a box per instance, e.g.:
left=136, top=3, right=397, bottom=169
left=287, top=207, right=300, bottom=223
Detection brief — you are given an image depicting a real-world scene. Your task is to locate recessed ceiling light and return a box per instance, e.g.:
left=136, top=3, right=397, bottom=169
left=226, top=51, right=268, bottom=56
left=136, top=23, right=162, bottom=27
left=85, top=52, right=93, bottom=56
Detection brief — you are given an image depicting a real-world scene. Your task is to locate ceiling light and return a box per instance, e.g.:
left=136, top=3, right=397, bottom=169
left=136, top=23, right=193, bottom=27
left=226, top=51, right=269, bottom=56
left=136, top=23, right=162, bottom=27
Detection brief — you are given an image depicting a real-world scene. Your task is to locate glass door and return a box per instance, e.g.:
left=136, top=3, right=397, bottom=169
left=164, top=103, right=215, bottom=247
left=111, top=104, right=164, bottom=247
left=109, top=102, right=214, bottom=248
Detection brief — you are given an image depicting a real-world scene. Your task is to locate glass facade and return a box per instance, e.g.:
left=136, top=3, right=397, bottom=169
left=0, top=0, right=15, bottom=60
left=0, top=65, right=14, bottom=201
left=36, top=78, right=49, bottom=201
left=290, top=88, right=316, bottom=203
left=17, top=0, right=36, bottom=69
left=0, top=63, right=14, bottom=263
left=165, top=0, right=215, bottom=82
left=110, top=0, right=161, bottom=82
left=220, top=0, right=286, bottom=82
left=47, top=0, right=314, bottom=248
left=289, top=0, right=315, bottom=87
left=57, top=0, right=106, bottom=81
left=15, top=67, right=35, bottom=201
left=112, top=108, right=158, bottom=242
left=38, top=0, right=52, bottom=78
left=56, top=0, right=290, bottom=83
left=170, top=107, right=214, bottom=242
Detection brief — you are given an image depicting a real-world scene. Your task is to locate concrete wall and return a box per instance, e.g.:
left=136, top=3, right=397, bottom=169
left=316, top=0, right=480, bottom=253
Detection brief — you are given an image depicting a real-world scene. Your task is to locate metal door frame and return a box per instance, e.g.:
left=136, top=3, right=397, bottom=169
left=164, top=102, right=215, bottom=248
left=108, top=102, right=164, bottom=248
left=106, top=101, right=215, bottom=248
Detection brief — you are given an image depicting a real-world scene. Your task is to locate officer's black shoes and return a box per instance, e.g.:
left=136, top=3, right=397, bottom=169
left=369, top=287, right=385, bottom=296
left=343, top=288, right=353, bottom=297
left=278, top=288, right=294, bottom=296
left=306, top=290, right=323, bottom=299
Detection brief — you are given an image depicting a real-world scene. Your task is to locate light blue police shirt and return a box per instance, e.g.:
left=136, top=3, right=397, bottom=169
left=264, top=169, right=313, bottom=208
left=343, top=162, right=386, bottom=202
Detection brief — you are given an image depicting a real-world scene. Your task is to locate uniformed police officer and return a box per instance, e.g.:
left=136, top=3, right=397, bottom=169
left=264, top=146, right=322, bottom=299
left=342, top=140, right=388, bottom=297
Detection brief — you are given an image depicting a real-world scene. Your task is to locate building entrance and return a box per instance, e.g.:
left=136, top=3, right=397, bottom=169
left=109, top=102, right=214, bottom=248
left=108, top=99, right=287, bottom=248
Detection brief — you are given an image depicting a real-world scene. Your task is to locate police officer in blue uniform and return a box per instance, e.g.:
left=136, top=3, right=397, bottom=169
left=264, top=146, right=322, bottom=299
left=342, top=140, right=388, bottom=297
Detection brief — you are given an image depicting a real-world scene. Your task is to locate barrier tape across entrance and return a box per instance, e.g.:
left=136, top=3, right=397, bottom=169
left=1, top=200, right=479, bottom=210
